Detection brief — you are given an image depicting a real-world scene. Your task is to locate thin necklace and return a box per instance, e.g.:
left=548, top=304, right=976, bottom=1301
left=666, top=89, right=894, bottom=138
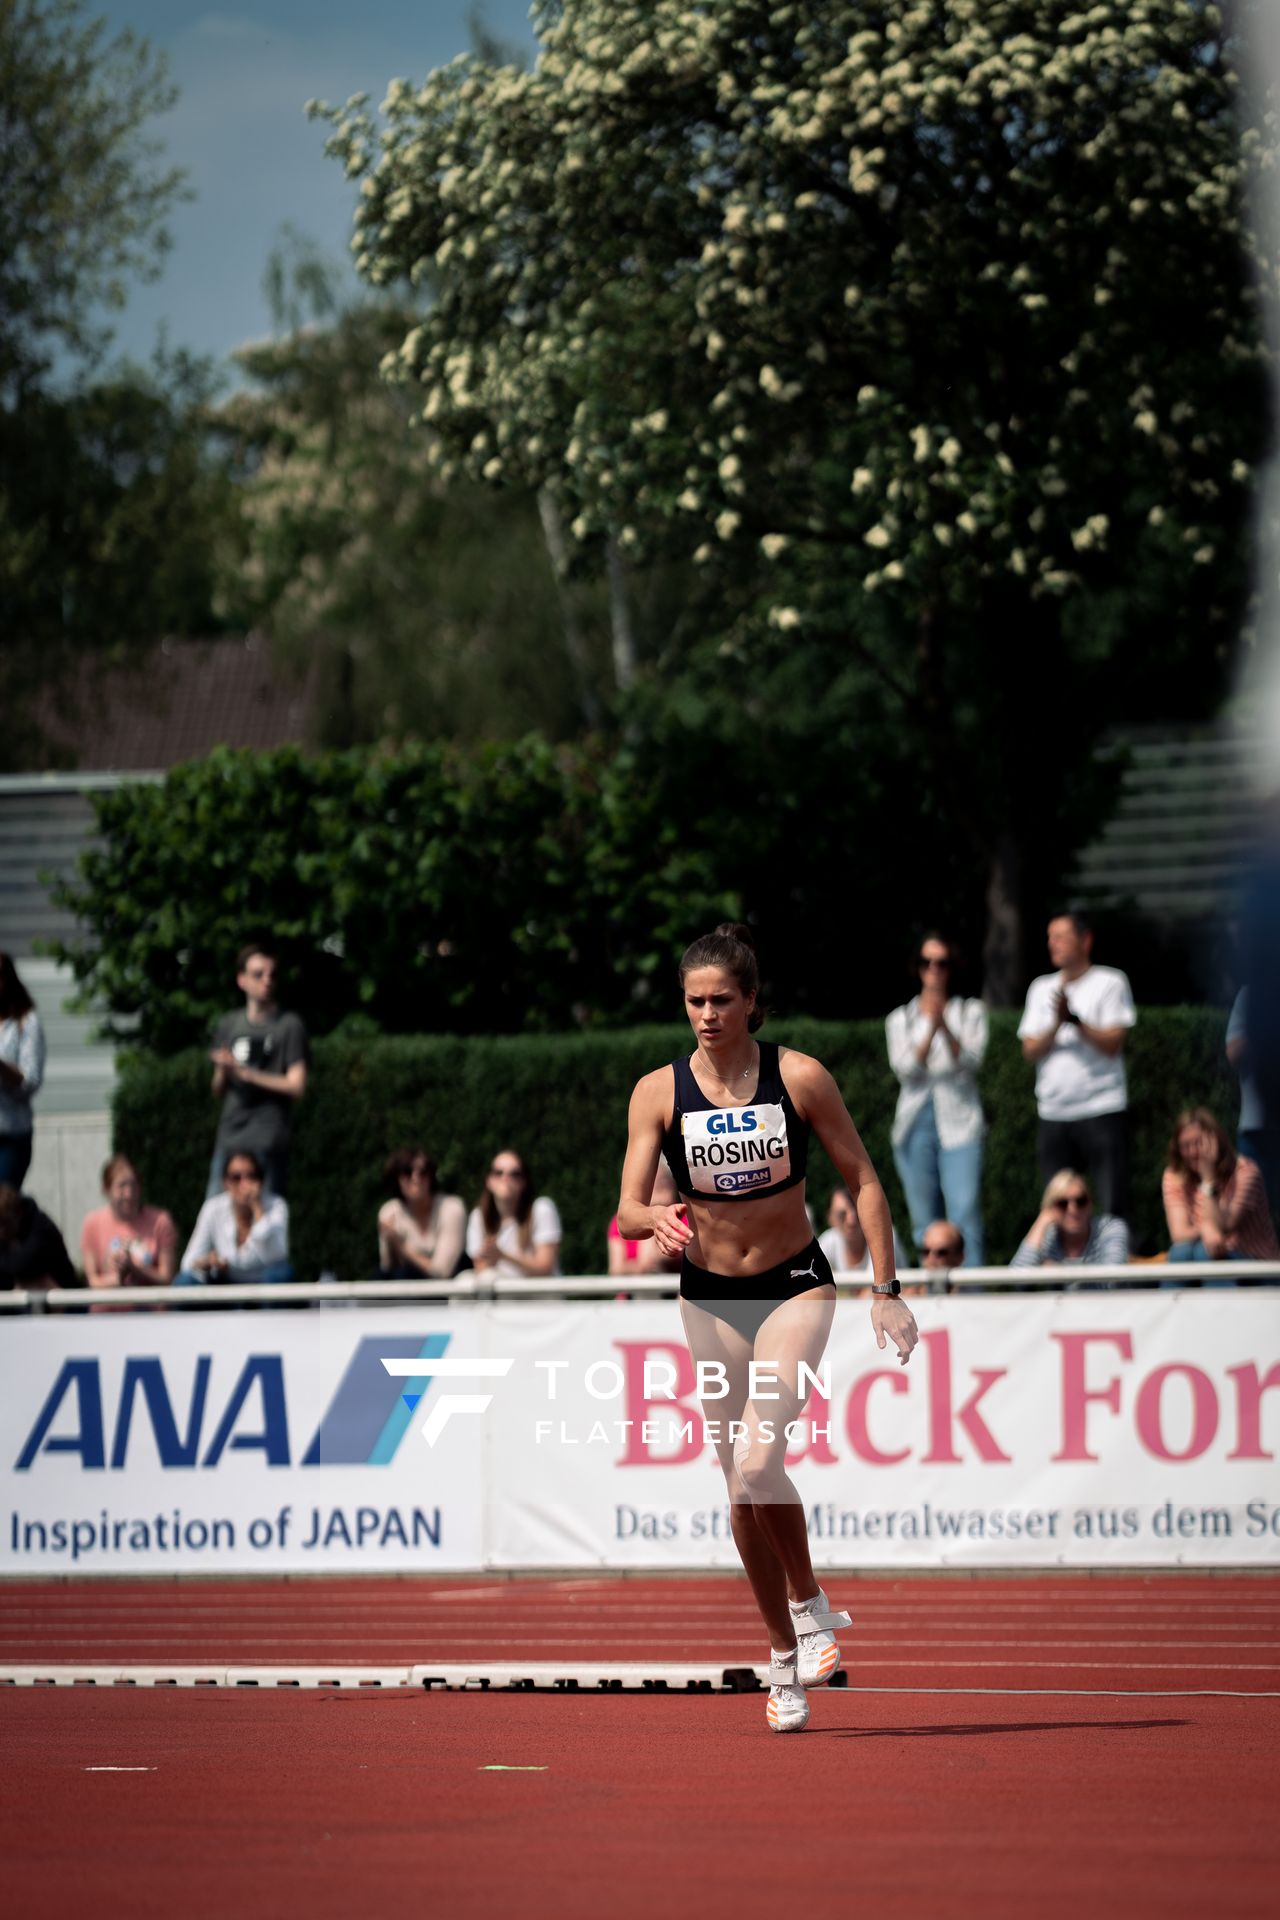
left=702, top=1043, right=756, bottom=1084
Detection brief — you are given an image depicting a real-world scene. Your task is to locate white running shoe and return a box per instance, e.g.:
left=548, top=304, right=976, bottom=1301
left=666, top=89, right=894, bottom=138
left=790, top=1587, right=851, bottom=1689
left=765, top=1647, right=810, bottom=1733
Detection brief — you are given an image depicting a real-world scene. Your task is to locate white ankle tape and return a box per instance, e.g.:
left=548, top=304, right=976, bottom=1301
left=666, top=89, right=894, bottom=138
left=790, top=1603, right=852, bottom=1634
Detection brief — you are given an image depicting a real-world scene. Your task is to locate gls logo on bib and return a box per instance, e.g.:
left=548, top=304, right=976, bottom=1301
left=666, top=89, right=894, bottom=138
left=682, top=1103, right=791, bottom=1195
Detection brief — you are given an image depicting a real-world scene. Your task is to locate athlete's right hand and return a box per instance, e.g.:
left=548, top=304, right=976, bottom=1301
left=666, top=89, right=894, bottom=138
left=652, top=1202, right=693, bottom=1257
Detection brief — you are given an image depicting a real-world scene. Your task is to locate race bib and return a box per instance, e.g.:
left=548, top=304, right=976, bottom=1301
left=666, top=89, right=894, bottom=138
left=682, top=1103, right=791, bottom=1197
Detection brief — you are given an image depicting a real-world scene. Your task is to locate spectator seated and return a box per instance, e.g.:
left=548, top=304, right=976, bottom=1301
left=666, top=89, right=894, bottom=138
left=1009, top=1169, right=1129, bottom=1285
left=377, top=1147, right=467, bottom=1279
left=467, top=1149, right=561, bottom=1280
left=0, top=1182, right=75, bottom=1290
left=919, top=1220, right=966, bottom=1292
left=176, top=1150, right=292, bottom=1286
left=817, top=1186, right=914, bottom=1291
left=81, top=1154, right=176, bottom=1292
left=1161, top=1107, right=1278, bottom=1285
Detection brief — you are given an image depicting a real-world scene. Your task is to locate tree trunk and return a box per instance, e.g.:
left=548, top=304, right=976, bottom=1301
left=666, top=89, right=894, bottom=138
left=605, top=532, right=637, bottom=694
left=984, top=834, right=1022, bottom=1007
left=536, top=488, right=601, bottom=729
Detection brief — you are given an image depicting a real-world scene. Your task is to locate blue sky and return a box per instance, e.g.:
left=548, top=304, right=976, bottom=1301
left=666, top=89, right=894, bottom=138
left=94, top=3, right=539, bottom=371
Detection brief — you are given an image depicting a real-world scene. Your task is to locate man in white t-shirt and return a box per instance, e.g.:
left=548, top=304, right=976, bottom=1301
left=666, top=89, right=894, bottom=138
left=1018, top=912, right=1137, bottom=1219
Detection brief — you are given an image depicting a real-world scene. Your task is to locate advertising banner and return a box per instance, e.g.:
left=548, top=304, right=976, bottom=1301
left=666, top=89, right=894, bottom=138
left=2, top=1292, right=1278, bottom=1573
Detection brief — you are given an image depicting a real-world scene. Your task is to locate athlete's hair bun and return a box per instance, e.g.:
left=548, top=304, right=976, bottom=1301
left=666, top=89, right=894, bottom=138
left=714, top=920, right=757, bottom=952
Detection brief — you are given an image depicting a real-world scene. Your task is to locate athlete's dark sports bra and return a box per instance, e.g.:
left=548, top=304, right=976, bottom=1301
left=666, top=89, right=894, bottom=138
left=662, top=1040, right=810, bottom=1203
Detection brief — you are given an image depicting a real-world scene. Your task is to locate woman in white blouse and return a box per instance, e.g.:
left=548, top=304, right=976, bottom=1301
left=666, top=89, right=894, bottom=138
left=466, top=1147, right=562, bottom=1280
left=377, top=1146, right=466, bottom=1278
left=176, top=1149, right=292, bottom=1285
left=885, top=931, right=987, bottom=1265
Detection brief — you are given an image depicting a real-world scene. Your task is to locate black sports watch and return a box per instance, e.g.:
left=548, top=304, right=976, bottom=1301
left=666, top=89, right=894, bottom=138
left=871, top=1279, right=901, bottom=1297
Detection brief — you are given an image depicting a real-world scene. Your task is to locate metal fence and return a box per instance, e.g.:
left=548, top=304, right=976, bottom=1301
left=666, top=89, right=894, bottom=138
left=2, top=1263, right=1278, bottom=1312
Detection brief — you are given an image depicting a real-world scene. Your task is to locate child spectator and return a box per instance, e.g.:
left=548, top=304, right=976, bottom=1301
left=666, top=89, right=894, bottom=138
left=1162, top=1107, right=1279, bottom=1269
left=377, top=1147, right=467, bottom=1278
left=1010, top=1169, right=1129, bottom=1280
left=177, top=1150, right=292, bottom=1286
left=81, top=1154, right=177, bottom=1291
left=467, top=1148, right=561, bottom=1279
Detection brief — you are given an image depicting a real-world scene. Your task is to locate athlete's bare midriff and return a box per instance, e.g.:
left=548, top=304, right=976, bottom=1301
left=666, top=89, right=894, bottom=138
left=682, top=1184, right=815, bottom=1276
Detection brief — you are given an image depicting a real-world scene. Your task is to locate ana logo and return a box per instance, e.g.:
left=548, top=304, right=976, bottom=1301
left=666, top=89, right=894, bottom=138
left=14, top=1333, right=506, bottom=1472
left=714, top=1167, right=773, bottom=1192
left=303, top=1333, right=456, bottom=1466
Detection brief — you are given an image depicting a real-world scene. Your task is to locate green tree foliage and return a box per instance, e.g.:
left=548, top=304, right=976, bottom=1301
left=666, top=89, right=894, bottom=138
left=0, top=0, right=184, bottom=393
left=112, top=1008, right=1235, bottom=1279
left=0, top=2, right=229, bottom=764
left=48, top=744, right=735, bottom=1049
left=218, top=235, right=708, bottom=745
left=1, top=349, right=232, bottom=769
left=216, top=241, right=614, bottom=745
left=314, top=0, right=1273, bottom=994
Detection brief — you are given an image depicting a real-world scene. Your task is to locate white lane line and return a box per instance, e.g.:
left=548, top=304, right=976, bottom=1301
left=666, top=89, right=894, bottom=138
left=26, top=1636, right=1276, bottom=1654
left=10, top=1608, right=1279, bottom=1627
left=8, top=1591, right=1276, bottom=1607
left=83, top=1766, right=156, bottom=1771
left=832, top=1686, right=1280, bottom=1699
left=839, top=1659, right=1280, bottom=1671
left=15, top=1646, right=1276, bottom=1673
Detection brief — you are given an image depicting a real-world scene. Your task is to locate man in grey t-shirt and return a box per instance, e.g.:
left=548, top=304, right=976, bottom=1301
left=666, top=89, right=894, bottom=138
left=207, top=945, right=309, bottom=1198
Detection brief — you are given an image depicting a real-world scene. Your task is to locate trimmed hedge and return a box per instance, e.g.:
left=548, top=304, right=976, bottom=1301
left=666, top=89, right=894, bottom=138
left=112, top=1008, right=1235, bottom=1282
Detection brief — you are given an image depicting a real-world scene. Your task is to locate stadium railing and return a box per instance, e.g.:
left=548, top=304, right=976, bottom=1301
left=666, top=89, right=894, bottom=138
left=1, top=1263, right=1278, bottom=1312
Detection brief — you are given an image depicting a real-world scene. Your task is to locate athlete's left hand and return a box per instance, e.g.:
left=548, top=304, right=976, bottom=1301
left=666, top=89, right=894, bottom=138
left=872, top=1296, right=919, bottom=1365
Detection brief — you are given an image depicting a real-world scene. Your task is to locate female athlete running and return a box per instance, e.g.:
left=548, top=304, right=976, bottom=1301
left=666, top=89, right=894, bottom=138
left=617, top=924, right=918, bottom=1733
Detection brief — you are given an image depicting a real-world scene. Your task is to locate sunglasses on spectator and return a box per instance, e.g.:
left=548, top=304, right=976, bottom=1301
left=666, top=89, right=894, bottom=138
left=919, top=957, right=950, bottom=969
left=490, top=1165, right=525, bottom=1179
left=226, top=1170, right=260, bottom=1184
left=1053, top=1194, right=1090, bottom=1210
left=922, top=1243, right=961, bottom=1259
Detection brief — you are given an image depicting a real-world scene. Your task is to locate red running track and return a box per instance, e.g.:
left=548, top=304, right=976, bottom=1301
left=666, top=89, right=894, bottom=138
left=3, top=1572, right=1280, bottom=1690
left=1, top=1574, right=1277, bottom=1920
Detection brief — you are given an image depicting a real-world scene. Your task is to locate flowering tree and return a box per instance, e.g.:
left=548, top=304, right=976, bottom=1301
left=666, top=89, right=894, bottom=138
left=316, top=0, right=1272, bottom=995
